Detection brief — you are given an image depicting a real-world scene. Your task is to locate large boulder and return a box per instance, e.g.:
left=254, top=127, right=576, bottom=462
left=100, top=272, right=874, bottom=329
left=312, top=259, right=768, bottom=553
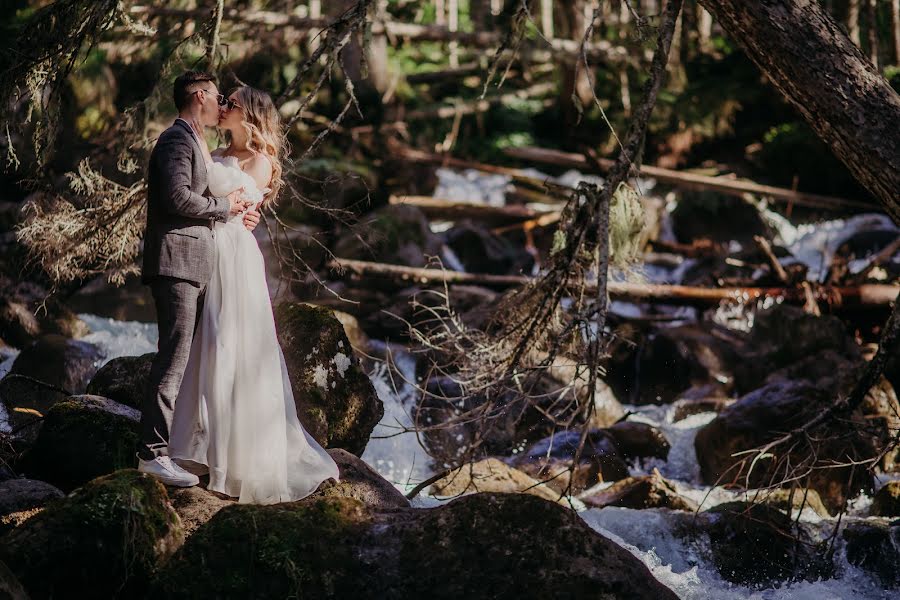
left=702, top=501, right=831, bottom=586
left=154, top=493, right=678, bottom=599
left=0, top=335, right=104, bottom=441
left=0, top=470, right=183, bottom=598
left=19, top=395, right=140, bottom=491
left=85, top=353, right=155, bottom=410
left=332, top=204, right=444, bottom=269
left=694, top=381, right=875, bottom=512
left=580, top=469, right=697, bottom=511
left=842, top=520, right=900, bottom=589
left=430, top=457, right=565, bottom=504
left=274, top=303, right=383, bottom=456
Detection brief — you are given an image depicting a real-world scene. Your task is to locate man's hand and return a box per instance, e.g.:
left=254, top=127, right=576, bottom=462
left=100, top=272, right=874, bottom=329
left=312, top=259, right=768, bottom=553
left=227, top=188, right=249, bottom=216
left=243, top=204, right=261, bottom=232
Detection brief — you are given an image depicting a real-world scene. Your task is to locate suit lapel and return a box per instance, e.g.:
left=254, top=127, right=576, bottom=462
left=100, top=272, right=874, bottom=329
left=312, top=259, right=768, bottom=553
left=173, top=118, right=206, bottom=160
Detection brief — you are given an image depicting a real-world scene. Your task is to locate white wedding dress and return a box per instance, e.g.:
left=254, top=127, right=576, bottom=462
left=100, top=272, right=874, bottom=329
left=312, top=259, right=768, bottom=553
left=169, top=155, right=339, bottom=504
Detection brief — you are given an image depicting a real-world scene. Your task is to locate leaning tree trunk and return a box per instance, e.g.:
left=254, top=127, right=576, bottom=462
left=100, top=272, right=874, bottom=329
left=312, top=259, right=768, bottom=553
left=699, top=0, right=900, bottom=225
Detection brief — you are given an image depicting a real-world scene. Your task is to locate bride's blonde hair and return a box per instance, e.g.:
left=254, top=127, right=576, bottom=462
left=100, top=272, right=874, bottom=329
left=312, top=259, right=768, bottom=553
left=227, top=86, right=287, bottom=203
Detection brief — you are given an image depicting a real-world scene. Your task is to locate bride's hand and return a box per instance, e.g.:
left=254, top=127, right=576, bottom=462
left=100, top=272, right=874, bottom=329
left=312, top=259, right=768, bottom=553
left=188, top=116, right=214, bottom=165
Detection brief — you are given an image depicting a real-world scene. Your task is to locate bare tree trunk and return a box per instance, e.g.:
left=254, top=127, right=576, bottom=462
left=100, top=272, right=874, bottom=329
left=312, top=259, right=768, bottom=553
left=697, top=3, right=713, bottom=51
left=699, top=0, right=900, bottom=224
left=469, top=0, right=493, bottom=30
left=893, top=0, right=900, bottom=65
left=541, top=0, right=554, bottom=37
left=848, top=0, right=861, bottom=45
left=867, top=0, right=879, bottom=67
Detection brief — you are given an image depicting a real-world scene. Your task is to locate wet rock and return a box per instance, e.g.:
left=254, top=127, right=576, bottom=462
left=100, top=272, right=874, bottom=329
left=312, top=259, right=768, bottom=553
left=85, top=353, right=154, bottom=410
left=672, top=395, right=734, bottom=422
left=430, top=457, right=564, bottom=504
left=330, top=310, right=370, bottom=355
left=19, top=395, right=140, bottom=492
left=154, top=493, right=678, bottom=599
left=332, top=204, right=444, bottom=269
left=0, top=335, right=104, bottom=442
left=508, top=429, right=629, bottom=495
left=612, top=322, right=747, bottom=404
left=417, top=369, right=624, bottom=465
left=0, top=478, right=64, bottom=536
left=580, top=469, right=698, bottom=511
left=843, top=520, right=900, bottom=588
left=274, top=302, right=383, bottom=456
left=695, top=381, right=875, bottom=512
left=306, top=448, right=410, bottom=509
left=704, top=501, right=831, bottom=586
left=606, top=421, right=670, bottom=460
left=0, top=560, right=28, bottom=600
left=758, top=487, right=831, bottom=519
left=871, top=481, right=900, bottom=517
left=167, top=487, right=233, bottom=538
left=443, top=221, right=534, bottom=275
left=0, top=470, right=183, bottom=598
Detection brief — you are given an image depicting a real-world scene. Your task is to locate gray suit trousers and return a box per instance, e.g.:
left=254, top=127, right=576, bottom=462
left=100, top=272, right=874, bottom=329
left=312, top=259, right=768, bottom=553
left=139, top=276, right=206, bottom=460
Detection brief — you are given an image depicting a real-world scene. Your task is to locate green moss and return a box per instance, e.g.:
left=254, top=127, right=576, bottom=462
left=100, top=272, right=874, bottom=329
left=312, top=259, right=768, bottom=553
left=0, top=470, right=182, bottom=598
left=23, top=396, right=140, bottom=491
left=154, top=497, right=369, bottom=599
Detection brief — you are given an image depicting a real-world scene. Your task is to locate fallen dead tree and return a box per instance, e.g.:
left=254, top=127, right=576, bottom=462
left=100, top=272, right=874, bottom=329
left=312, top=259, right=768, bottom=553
left=326, top=258, right=899, bottom=309
left=389, top=195, right=557, bottom=225
left=504, top=146, right=875, bottom=211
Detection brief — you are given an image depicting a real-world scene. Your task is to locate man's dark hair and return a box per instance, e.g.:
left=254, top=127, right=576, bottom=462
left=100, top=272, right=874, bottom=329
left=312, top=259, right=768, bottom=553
left=173, top=71, right=216, bottom=111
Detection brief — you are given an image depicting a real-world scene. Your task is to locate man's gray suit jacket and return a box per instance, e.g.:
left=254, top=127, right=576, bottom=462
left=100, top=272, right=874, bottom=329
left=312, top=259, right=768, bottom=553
left=142, top=119, right=230, bottom=285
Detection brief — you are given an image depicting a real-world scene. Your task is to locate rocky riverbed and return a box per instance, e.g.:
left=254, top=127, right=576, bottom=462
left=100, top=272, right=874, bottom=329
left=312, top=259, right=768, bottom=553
left=1, top=167, right=898, bottom=598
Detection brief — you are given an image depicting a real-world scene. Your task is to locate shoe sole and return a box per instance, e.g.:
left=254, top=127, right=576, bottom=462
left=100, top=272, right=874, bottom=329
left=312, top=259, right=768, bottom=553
left=138, top=470, right=199, bottom=487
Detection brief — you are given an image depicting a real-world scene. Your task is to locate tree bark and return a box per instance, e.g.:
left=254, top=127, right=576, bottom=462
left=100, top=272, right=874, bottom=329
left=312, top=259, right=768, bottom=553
left=699, top=0, right=900, bottom=224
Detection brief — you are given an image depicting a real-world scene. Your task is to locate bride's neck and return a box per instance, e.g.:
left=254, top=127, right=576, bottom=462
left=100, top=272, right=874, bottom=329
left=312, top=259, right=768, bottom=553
left=228, top=128, right=250, bottom=153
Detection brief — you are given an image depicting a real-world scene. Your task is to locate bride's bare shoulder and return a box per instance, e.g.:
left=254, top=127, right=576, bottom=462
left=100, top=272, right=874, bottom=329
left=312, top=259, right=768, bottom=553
left=242, top=153, right=273, bottom=189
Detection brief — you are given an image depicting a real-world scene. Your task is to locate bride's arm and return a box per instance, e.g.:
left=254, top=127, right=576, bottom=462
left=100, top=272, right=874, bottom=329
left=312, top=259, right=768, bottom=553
left=241, top=155, right=272, bottom=232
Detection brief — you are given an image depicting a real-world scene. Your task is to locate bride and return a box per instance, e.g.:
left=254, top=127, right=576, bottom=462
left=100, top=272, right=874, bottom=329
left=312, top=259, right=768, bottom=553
left=168, top=85, right=339, bottom=504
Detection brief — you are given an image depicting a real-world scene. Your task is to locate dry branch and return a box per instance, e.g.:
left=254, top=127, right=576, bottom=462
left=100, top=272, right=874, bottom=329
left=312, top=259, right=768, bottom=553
left=504, top=146, right=875, bottom=211
left=326, top=257, right=899, bottom=308
left=388, top=195, right=556, bottom=224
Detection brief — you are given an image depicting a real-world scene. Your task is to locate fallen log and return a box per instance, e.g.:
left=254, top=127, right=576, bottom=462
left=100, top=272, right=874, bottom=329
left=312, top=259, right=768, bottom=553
left=389, top=195, right=555, bottom=224
left=504, top=146, right=875, bottom=211
left=326, top=258, right=899, bottom=309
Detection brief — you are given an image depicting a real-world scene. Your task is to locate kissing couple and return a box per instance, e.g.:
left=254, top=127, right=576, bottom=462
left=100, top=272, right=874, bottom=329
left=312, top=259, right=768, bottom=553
left=136, top=71, right=339, bottom=503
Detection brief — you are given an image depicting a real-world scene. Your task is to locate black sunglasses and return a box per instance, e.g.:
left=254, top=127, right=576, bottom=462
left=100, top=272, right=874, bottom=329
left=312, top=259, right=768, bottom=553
left=196, top=89, right=240, bottom=110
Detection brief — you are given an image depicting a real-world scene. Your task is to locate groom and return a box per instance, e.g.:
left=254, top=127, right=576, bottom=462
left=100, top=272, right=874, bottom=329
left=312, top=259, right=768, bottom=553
left=137, top=71, right=260, bottom=486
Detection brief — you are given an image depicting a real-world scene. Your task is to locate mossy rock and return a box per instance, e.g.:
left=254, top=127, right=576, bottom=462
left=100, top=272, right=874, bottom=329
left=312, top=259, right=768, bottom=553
left=0, top=479, right=64, bottom=536
left=580, top=470, right=698, bottom=511
left=19, top=395, right=140, bottom=491
left=759, top=487, right=831, bottom=519
left=0, top=470, right=183, bottom=598
left=274, top=303, right=383, bottom=456
left=871, top=481, right=900, bottom=517
left=308, top=448, right=409, bottom=509
left=704, top=501, right=832, bottom=586
left=155, top=493, right=678, bottom=599
left=86, top=353, right=155, bottom=410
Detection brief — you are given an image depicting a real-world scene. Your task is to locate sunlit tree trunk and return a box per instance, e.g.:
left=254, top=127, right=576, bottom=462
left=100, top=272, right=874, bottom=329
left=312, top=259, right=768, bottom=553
left=866, top=0, right=879, bottom=67
left=892, top=0, right=900, bottom=65
left=848, top=0, right=861, bottom=45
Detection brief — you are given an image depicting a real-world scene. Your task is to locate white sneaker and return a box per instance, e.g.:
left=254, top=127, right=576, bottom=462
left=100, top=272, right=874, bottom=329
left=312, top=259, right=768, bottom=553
left=137, top=454, right=200, bottom=487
